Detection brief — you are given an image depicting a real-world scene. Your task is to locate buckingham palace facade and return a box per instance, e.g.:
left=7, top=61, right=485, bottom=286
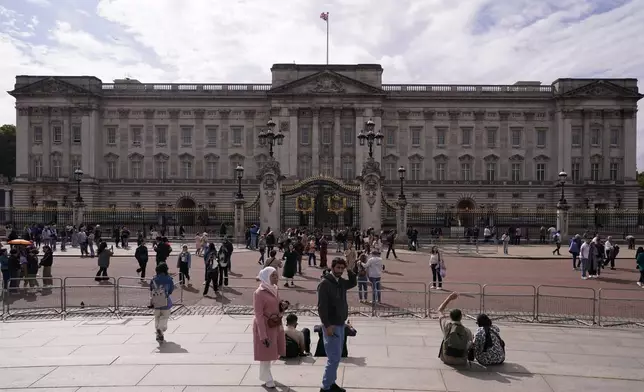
left=8, top=63, right=642, bottom=212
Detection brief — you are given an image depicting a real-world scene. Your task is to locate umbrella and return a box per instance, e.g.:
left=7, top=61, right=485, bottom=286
left=8, top=239, right=32, bottom=245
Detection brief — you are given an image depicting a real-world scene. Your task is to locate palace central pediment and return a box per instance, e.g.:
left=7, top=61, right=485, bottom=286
left=9, top=77, right=96, bottom=97
left=268, top=70, right=385, bottom=96
left=557, top=80, right=643, bottom=99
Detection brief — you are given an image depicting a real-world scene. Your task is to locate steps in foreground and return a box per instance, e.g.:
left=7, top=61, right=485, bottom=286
left=0, top=315, right=643, bottom=391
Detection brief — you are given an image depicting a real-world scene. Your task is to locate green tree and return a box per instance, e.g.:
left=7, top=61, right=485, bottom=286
left=0, top=124, right=16, bottom=180
left=638, top=171, right=644, bottom=188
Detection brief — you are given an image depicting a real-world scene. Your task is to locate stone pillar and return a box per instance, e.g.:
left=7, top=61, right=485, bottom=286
left=257, top=158, right=283, bottom=233
left=234, top=199, right=245, bottom=244
left=4, top=190, right=10, bottom=208
left=73, top=201, right=86, bottom=227
left=556, top=204, right=570, bottom=238
left=396, top=198, right=408, bottom=244
left=288, top=108, right=299, bottom=179
left=359, top=158, right=383, bottom=231
left=312, top=108, right=320, bottom=176
left=333, top=108, right=342, bottom=177
left=623, top=108, right=637, bottom=180
left=16, top=108, right=29, bottom=177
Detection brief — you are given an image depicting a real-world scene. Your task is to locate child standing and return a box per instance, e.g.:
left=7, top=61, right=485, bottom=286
left=150, top=263, right=174, bottom=342
left=177, top=245, right=192, bottom=286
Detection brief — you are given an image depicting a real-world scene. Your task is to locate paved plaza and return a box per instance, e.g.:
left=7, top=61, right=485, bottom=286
left=0, top=315, right=644, bottom=391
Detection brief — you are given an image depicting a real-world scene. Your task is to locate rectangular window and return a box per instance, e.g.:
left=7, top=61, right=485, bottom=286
left=52, top=126, right=63, bottom=143
left=156, top=126, right=167, bottom=145
left=536, top=163, right=546, bottom=181
left=436, top=163, right=446, bottom=181
left=410, top=162, right=421, bottom=180
left=52, top=158, right=62, bottom=178
left=182, top=161, right=192, bottom=179
left=571, top=162, right=581, bottom=183
left=156, top=161, right=167, bottom=179
left=460, top=163, right=472, bottom=181
left=107, top=161, right=117, bottom=179
left=384, top=163, right=395, bottom=181
left=511, top=163, right=521, bottom=181
left=385, top=128, right=395, bottom=146
left=71, top=156, right=81, bottom=175
left=107, top=127, right=117, bottom=145
left=321, top=162, right=333, bottom=177
left=206, top=161, right=217, bottom=179
left=130, top=161, right=142, bottom=179
left=321, top=126, right=332, bottom=145
left=342, top=127, right=353, bottom=146
left=571, top=128, right=582, bottom=147
left=342, top=161, right=354, bottom=180
left=486, top=128, right=496, bottom=148
left=33, top=126, right=43, bottom=143
left=590, top=128, right=600, bottom=146
left=206, top=126, right=218, bottom=146
left=181, top=126, right=193, bottom=146
left=511, top=129, right=522, bottom=147
left=410, top=127, right=422, bottom=147
left=297, top=159, right=311, bottom=178
left=610, top=162, right=620, bottom=181
left=32, top=156, right=42, bottom=178
left=610, top=128, right=619, bottom=146
left=298, top=126, right=309, bottom=145
left=536, top=128, right=546, bottom=147
left=486, top=162, right=496, bottom=181
left=436, top=129, right=446, bottom=147
left=461, top=128, right=472, bottom=146
left=131, top=126, right=142, bottom=146
left=72, top=126, right=82, bottom=144
left=591, top=163, right=600, bottom=181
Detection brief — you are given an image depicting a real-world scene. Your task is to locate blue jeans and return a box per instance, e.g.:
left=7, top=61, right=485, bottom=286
left=369, top=277, right=381, bottom=303
left=581, top=258, right=589, bottom=277
left=322, top=324, right=345, bottom=390
left=357, top=278, right=368, bottom=300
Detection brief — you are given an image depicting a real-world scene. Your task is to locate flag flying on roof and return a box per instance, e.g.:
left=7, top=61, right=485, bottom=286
left=320, top=12, right=329, bottom=21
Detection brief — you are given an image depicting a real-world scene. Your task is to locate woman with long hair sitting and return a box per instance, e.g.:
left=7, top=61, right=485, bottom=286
left=472, top=314, right=505, bottom=366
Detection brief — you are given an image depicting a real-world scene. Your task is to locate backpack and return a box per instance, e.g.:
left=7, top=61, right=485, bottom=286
left=284, top=335, right=300, bottom=358
left=150, top=279, right=168, bottom=309
left=442, top=323, right=469, bottom=358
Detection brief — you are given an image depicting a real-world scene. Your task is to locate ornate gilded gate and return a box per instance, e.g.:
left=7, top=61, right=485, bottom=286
left=281, top=176, right=360, bottom=231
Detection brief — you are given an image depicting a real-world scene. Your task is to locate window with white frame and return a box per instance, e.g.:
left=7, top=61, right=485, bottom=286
left=181, top=126, right=193, bottom=146
left=571, top=161, right=581, bottom=183
left=297, top=157, right=311, bottom=178
left=410, top=127, right=422, bottom=147
left=321, top=125, right=332, bottom=145
left=609, top=160, right=621, bottom=181
left=107, top=127, right=117, bottom=145
left=410, top=161, right=421, bottom=180
left=51, top=155, right=62, bottom=178
left=52, top=125, right=63, bottom=143
left=107, top=161, right=117, bottom=179
left=536, top=128, right=547, bottom=147
left=72, top=125, right=82, bottom=144
left=590, top=128, right=600, bottom=146
left=206, top=126, right=218, bottom=146
left=130, top=160, right=142, bottom=179
left=342, top=127, right=353, bottom=145
left=131, top=126, right=143, bottom=146
left=460, top=162, right=472, bottom=181
left=155, top=158, right=167, bottom=179
left=181, top=160, right=193, bottom=179
left=321, top=160, right=333, bottom=177
left=31, top=155, right=43, bottom=177
left=536, top=163, right=546, bottom=181
left=511, top=128, right=522, bottom=147
left=71, top=156, right=81, bottom=175
left=156, top=126, right=167, bottom=145
left=342, top=160, right=354, bottom=180
left=300, top=126, right=310, bottom=145
left=384, top=162, right=395, bottom=181
left=436, top=128, right=446, bottom=147
left=33, top=126, right=43, bottom=143
left=571, top=127, right=582, bottom=147
left=486, top=128, right=496, bottom=148
left=206, top=161, right=218, bottom=179
left=461, top=128, right=472, bottom=146
left=591, top=163, right=600, bottom=181
left=385, top=127, right=395, bottom=146
left=436, top=162, right=446, bottom=181
left=511, top=163, right=522, bottom=181
left=231, top=126, right=242, bottom=146
left=610, top=128, right=620, bottom=146
left=486, top=162, right=496, bottom=181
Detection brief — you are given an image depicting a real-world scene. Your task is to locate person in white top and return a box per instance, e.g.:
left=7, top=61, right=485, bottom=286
left=429, top=246, right=444, bottom=289
left=579, top=238, right=591, bottom=279
left=362, top=250, right=383, bottom=304
left=604, top=236, right=615, bottom=270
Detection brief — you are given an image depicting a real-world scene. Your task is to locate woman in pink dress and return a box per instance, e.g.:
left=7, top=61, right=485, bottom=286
left=252, top=266, right=286, bottom=388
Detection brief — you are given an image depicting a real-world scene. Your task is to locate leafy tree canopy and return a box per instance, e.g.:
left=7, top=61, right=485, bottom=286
left=0, top=124, right=16, bottom=180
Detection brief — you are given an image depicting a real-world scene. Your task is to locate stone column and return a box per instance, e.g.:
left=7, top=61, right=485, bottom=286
left=373, top=108, right=383, bottom=165
left=498, top=111, right=510, bottom=179
left=288, top=108, right=299, bottom=179
left=582, top=110, right=591, bottom=179
left=359, top=158, right=383, bottom=231
left=333, top=108, right=342, bottom=177
left=42, top=107, right=51, bottom=175
left=4, top=190, right=11, bottom=208
left=312, top=108, right=320, bottom=176
left=354, top=110, right=364, bottom=177
left=556, top=204, right=570, bottom=238
left=234, top=198, right=245, bottom=244
left=168, top=109, right=180, bottom=178
left=523, top=111, right=535, bottom=178
left=16, top=108, right=29, bottom=177
left=257, top=159, right=282, bottom=233
left=396, top=198, right=408, bottom=244
left=623, top=108, right=637, bottom=180
left=143, top=109, right=156, bottom=178
left=73, top=201, right=86, bottom=227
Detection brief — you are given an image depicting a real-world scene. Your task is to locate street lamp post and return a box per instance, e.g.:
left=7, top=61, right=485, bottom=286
left=556, top=169, right=569, bottom=237
left=357, top=119, right=384, bottom=158
left=235, top=165, right=245, bottom=199
left=258, top=119, right=285, bottom=158
left=557, top=170, right=568, bottom=208
left=398, top=166, right=406, bottom=201
left=74, top=169, right=84, bottom=203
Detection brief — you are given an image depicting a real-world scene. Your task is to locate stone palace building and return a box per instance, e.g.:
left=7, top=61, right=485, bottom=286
left=9, top=64, right=642, bottom=218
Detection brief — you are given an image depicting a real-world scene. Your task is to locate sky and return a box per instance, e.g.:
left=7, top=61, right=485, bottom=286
left=1, top=0, right=643, bottom=166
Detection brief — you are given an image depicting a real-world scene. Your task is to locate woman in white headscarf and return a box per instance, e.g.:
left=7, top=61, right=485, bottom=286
left=252, top=266, right=286, bottom=388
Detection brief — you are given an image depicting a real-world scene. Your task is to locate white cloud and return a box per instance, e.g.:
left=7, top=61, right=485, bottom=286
left=1, top=0, right=643, bottom=167
left=24, top=0, right=51, bottom=7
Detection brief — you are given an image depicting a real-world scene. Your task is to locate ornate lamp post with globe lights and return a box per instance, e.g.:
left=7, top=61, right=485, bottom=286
left=357, top=119, right=383, bottom=159
left=396, top=166, right=408, bottom=244
left=556, top=169, right=570, bottom=237
left=258, top=119, right=285, bottom=158
left=73, top=168, right=85, bottom=227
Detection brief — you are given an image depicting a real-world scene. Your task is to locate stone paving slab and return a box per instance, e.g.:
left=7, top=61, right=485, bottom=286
left=0, top=316, right=644, bottom=391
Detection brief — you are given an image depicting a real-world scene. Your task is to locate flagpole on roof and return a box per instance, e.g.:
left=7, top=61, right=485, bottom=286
left=320, top=12, right=329, bottom=65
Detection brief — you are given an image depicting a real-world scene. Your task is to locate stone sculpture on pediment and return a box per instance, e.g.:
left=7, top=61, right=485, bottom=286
left=256, top=158, right=282, bottom=181
left=361, top=158, right=382, bottom=179
left=309, top=76, right=345, bottom=93
left=280, top=121, right=289, bottom=132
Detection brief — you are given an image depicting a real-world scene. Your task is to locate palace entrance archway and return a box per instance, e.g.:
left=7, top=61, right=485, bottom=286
left=456, top=198, right=476, bottom=227
left=176, top=197, right=197, bottom=226
left=281, top=177, right=360, bottom=231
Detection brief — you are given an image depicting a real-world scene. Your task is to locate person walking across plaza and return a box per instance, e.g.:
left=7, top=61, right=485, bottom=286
left=177, top=245, right=192, bottom=286
left=95, top=242, right=113, bottom=282
left=580, top=238, right=591, bottom=279
left=149, top=262, right=174, bottom=342
left=317, top=257, right=357, bottom=392
left=252, top=266, right=286, bottom=388
left=216, top=245, right=230, bottom=287
left=135, top=240, right=149, bottom=282
left=636, top=246, right=644, bottom=287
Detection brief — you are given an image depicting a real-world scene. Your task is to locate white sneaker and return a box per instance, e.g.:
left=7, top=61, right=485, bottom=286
left=582, top=276, right=587, bottom=280
left=637, top=282, right=642, bottom=287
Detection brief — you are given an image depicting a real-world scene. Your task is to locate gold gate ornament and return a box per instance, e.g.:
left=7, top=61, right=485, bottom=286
left=295, top=195, right=314, bottom=213
left=327, top=195, right=347, bottom=214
